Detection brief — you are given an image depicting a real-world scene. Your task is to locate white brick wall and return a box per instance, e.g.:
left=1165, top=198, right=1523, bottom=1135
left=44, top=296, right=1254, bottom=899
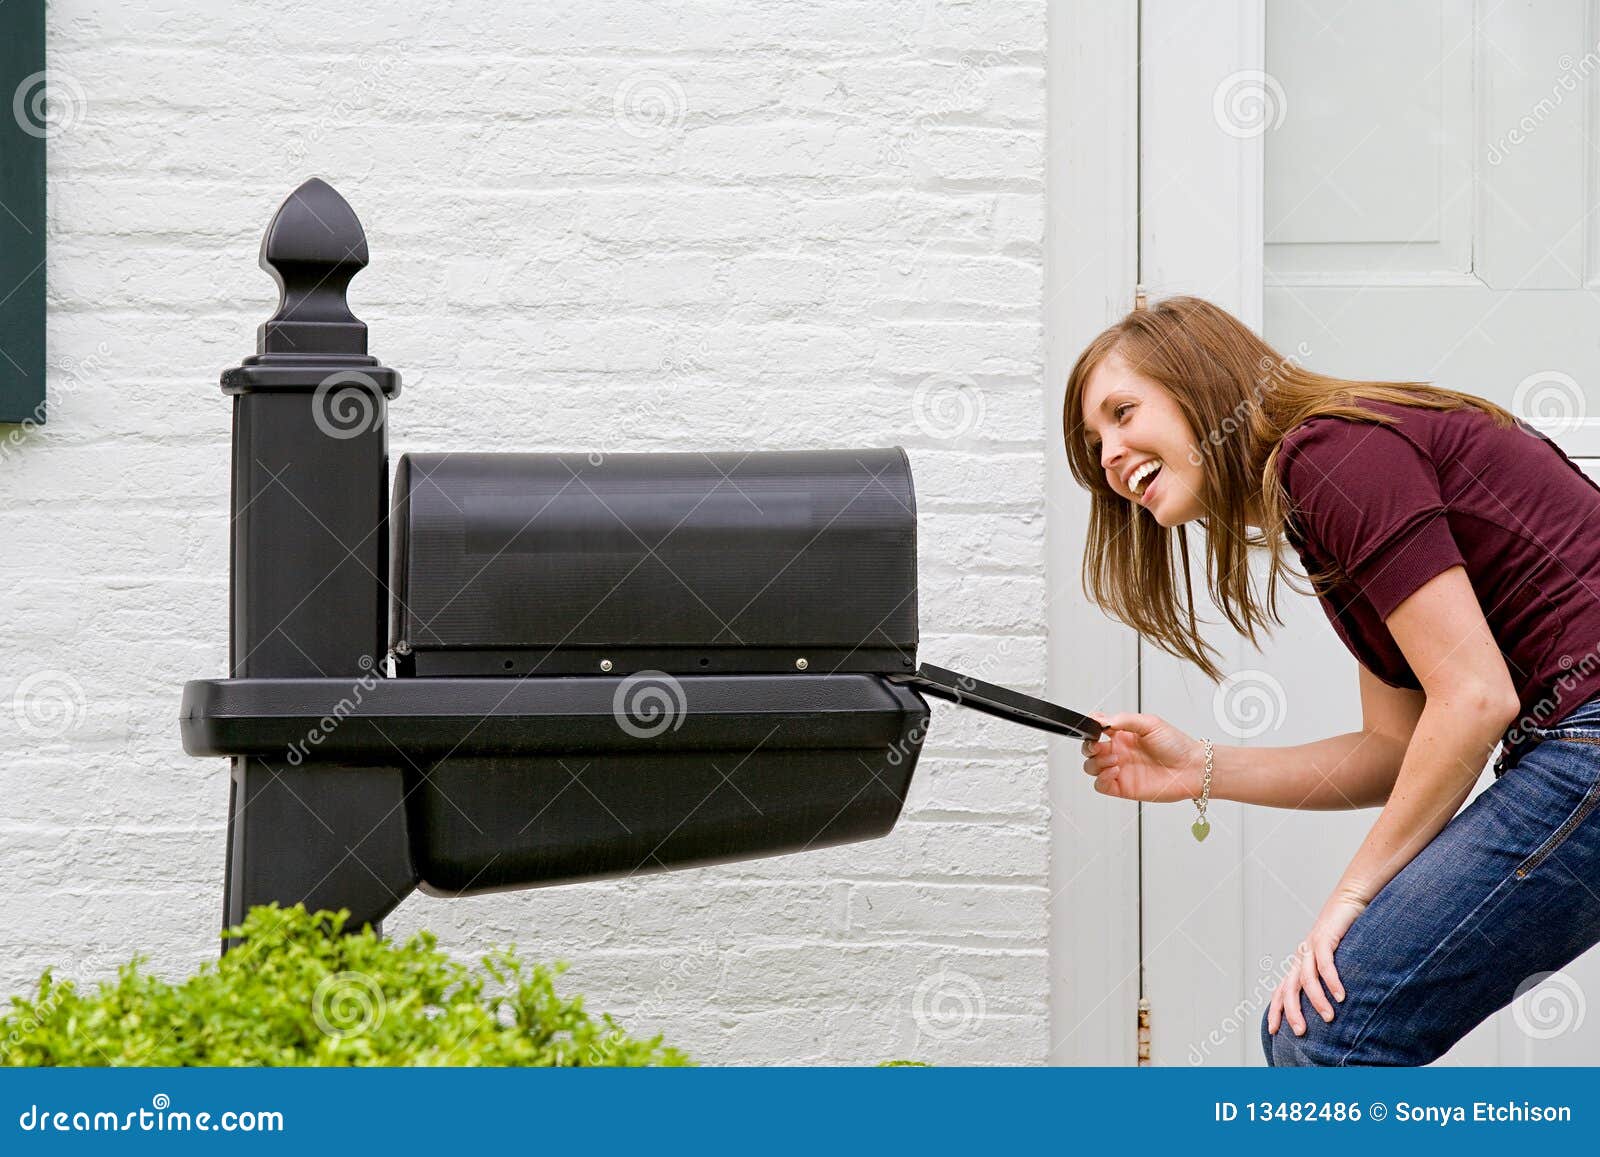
left=2, top=1, right=1051, bottom=1064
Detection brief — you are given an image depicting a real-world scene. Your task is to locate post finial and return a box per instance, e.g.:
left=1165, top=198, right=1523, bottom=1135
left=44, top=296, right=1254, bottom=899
left=258, top=177, right=372, bottom=357
left=221, top=178, right=400, bottom=398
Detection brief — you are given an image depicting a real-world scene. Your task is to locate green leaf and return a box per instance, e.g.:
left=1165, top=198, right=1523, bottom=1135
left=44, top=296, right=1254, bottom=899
left=0, top=903, right=690, bottom=1068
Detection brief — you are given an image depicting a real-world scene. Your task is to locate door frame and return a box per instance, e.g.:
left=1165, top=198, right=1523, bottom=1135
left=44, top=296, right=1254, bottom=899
left=1046, top=0, right=1268, bottom=1064
left=1043, top=0, right=1140, bottom=1066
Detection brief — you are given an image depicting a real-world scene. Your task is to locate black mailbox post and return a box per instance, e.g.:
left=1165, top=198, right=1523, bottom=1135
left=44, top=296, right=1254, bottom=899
left=181, top=179, right=1100, bottom=944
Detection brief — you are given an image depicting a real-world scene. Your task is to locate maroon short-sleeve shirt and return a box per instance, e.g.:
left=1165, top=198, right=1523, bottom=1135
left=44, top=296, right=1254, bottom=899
left=1275, top=398, right=1600, bottom=729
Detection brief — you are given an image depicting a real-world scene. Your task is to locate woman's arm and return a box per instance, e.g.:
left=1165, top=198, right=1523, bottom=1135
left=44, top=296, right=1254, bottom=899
left=1328, top=564, right=1519, bottom=902
left=1208, top=666, right=1424, bottom=810
left=1269, top=564, right=1520, bottom=1034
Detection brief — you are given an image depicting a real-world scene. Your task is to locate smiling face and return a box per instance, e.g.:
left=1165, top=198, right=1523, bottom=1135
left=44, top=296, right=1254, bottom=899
left=1078, top=349, right=1210, bottom=527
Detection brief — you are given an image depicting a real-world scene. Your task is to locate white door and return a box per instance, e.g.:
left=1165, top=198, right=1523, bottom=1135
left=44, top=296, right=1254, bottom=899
left=1138, top=0, right=1600, bottom=1065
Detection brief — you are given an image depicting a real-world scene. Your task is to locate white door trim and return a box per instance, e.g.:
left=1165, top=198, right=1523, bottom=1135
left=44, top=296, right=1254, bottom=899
left=1046, top=0, right=1270, bottom=1065
left=1044, top=0, right=1142, bottom=1066
left=1133, top=0, right=1268, bottom=1067
left=1139, top=0, right=1266, bottom=325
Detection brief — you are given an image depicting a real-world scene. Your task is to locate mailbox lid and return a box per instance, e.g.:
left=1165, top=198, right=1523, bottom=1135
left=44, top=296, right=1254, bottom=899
left=392, top=447, right=918, bottom=676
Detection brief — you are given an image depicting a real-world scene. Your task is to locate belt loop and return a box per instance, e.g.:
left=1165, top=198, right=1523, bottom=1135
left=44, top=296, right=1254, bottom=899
left=1496, top=722, right=1536, bottom=777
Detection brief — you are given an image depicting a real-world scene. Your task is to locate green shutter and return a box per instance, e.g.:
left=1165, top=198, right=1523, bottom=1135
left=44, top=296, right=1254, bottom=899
left=0, top=0, right=46, bottom=425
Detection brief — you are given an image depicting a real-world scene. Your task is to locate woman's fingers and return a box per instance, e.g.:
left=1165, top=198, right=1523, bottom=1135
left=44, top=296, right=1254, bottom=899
left=1315, top=942, right=1345, bottom=1004
left=1299, top=949, right=1335, bottom=1023
left=1096, top=711, right=1162, bottom=736
left=1081, top=752, right=1117, bottom=776
left=1281, top=973, right=1307, bottom=1036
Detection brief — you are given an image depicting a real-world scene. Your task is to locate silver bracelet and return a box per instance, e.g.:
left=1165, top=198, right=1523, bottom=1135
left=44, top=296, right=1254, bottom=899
left=1192, top=738, right=1214, bottom=843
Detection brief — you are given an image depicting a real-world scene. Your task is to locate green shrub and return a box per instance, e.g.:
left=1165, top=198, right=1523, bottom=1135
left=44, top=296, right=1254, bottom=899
left=0, top=903, right=688, bottom=1067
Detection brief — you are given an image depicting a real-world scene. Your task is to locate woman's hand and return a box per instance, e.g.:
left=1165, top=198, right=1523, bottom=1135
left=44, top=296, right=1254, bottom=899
left=1267, top=891, right=1368, bottom=1036
left=1079, top=712, right=1205, bottom=803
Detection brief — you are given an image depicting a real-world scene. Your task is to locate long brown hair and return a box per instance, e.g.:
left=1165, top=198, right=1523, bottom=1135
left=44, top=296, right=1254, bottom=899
left=1061, top=295, right=1518, bottom=682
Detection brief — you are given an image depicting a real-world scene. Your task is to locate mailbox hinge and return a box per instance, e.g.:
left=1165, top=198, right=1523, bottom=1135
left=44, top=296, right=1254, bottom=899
left=1136, top=996, right=1151, bottom=1065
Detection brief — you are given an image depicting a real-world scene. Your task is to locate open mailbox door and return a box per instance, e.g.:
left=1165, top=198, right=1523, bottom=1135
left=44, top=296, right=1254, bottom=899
left=889, top=663, right=1101, bottom=740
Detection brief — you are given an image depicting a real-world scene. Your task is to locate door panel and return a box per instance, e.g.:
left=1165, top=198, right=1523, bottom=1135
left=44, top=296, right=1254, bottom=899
left=1142, top=0, right=1600, bottom=1065
left=1262, top=0, right=1600, bottom=1067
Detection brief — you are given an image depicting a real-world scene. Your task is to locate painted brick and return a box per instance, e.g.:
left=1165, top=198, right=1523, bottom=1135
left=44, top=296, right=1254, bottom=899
left=7, top=0, right=1052, bottom=1066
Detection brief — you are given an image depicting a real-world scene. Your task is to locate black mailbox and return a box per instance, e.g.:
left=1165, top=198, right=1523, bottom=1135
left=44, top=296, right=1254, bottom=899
left=180, top=179, right=1099, bottom=943
left=388, top=448, right=918, bottom=679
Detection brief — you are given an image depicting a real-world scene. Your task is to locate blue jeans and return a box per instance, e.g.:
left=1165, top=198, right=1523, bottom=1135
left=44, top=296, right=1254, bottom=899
left=1261, top=694, right=1600, bottom=1065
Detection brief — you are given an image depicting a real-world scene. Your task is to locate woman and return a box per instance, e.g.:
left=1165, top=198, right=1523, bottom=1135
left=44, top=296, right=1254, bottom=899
left=1064, top=295, right=1600, bottom=1067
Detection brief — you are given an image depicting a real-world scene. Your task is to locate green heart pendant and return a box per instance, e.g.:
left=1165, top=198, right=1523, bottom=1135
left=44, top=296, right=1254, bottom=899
left=1191, top=817, right=1210, bottom=843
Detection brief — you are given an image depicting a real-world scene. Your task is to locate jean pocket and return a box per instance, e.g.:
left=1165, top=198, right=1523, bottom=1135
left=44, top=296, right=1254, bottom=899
left=1514, top=736, right=1600, bottom=879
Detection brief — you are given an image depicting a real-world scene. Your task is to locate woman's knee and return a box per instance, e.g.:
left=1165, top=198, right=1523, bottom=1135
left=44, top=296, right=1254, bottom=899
left=1260, top=1012, right=1340, bottom=1066
left=1259, top=1008, right=1356, bottom=1066
left=1258, top=1000, right=1438, bottom=1067
left=1260, top=1004, right=1324, bottom=1066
